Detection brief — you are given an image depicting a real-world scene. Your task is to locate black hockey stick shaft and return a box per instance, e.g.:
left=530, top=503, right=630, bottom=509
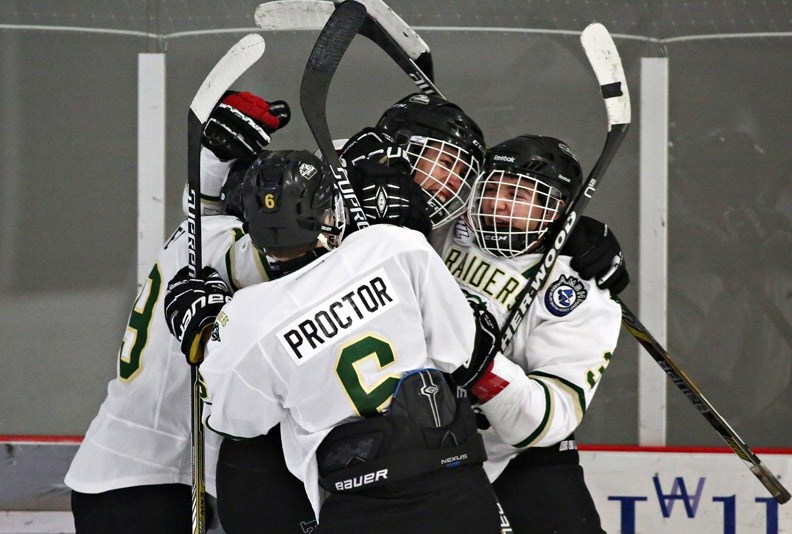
left=186, top=34, right=266, bottom=533
left=300, top=0, right=370, bottom=230
left=620, top=300, right=791, bottom=504
left=186, top=110, right=205, bottom=533
left=500, top=23, right=630, bottom=349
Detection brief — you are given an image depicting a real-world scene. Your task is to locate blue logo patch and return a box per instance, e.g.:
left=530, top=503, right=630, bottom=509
left=545, top=275, right=587, bottom=317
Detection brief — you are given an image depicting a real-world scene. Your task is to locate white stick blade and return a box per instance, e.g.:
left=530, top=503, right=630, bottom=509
left=338, top=0, right=430, bottom=59
left=255, top=0, right=334, bottom=30
left=190, top=33, right=266, bottom=123
left=581, top=22, right=631, bottom=127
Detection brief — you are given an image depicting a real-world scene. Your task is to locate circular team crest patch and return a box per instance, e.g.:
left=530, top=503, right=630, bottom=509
left=545, top=274, right=587, bottom=317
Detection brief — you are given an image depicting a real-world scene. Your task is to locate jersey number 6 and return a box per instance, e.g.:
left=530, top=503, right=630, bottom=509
left=336, top=334, right=401, bottom=416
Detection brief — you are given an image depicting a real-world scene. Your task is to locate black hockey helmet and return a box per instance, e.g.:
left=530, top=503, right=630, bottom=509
left=467, top=135, right=583, bottom=258
left=376, top=93, right=486, bottom=228
left=242, top=150, right=345, bottom=254
left=220, top=159, right=251, bottom=219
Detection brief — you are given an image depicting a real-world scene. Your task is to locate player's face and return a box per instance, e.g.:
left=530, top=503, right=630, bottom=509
left=412, top=141, right=469, bottom=202
left=479, top=174, right=555, bottom=232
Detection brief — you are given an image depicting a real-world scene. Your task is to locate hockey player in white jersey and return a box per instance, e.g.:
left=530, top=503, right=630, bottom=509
left=446, top=134, right=622, bottom=533
left=64, top=92, right=291, bottom=533
left=164, top=149, right=505, bottom=532
left=342, top=93, right=629, bottom=294
left=342, top=93, right=486, bottom=235
left=162, top=90, right=625, bottom=531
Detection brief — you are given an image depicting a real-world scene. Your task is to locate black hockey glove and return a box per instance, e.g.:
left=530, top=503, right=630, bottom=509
left=348, top=159, right=432, bottom=237
left=164, top=266, right=232, bottom=366
left=562, top=216, right=630, bottom=295
left=451, top=300, right=502, bottom=391
left=340, top=127, right=412, bottom=175
left=202, top=91, right=291, bottom=162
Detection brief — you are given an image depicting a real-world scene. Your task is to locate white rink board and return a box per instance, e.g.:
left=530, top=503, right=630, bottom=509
left=1, top=442, right=790, bottom=532
left=581, top=449, right=792, bottom=533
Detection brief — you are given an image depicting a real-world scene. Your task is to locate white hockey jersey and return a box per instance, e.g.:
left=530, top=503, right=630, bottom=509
left=65, top=215, right=271, bottom=495
left=436, top=218, right=622, bottom=481
left=199, top=224, right=475, bottom=519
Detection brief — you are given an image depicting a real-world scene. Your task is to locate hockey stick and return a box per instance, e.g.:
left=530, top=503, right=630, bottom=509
left=300, top=0, right=370, bottom=231
left=619, top=300, right=791, bottom=503
left=489, top=25, right=788, bottom=504
left=300, top=7, right=514, bottom=530
left=500, top=22, right=631, bottom=349
left=348, top=0, right=441, bottom=96
left=186, top=33, right=266, bottom=533
left=255, top=0, right=442, bottom=97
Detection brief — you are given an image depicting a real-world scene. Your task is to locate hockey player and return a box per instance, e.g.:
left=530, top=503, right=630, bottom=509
left=341, top=93, right=628, bottom=293
left=64, top=92, right=292, bottom=533
left=164, top=149, right=504, bottom=532
left=447, top=134, right=622, bottom=533
left=342, top=93, right=486, bottom=234
left=174, top=91, right=625, bottom=531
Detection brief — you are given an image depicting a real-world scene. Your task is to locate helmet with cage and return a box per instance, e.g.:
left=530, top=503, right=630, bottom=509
left=376, top=93, right=485, bottom=228
left=466, top=134, right=583, bottom=258
left=242, top=150, right=345, bottom=256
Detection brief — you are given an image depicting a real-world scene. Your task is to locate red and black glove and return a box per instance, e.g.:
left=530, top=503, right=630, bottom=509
left=202, top=91, right=291, bottom=162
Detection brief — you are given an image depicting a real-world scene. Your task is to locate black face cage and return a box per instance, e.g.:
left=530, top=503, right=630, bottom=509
left=466, top=170, right=565, bottom=258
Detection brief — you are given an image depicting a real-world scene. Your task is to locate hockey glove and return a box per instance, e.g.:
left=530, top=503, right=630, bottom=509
left=349, top=160, right=432, bottom=237
left=202, top=91, right=291, bottom=162
left=164, top=266, right=232, bottom=366
left=562, top=216, right=630, bottom=295
left=451, top=300, right=507, bottom=403
left=340, top=127, right=412, bottom=175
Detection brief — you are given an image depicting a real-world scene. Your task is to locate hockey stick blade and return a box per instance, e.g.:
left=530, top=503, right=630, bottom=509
left=256, top=0, right=439, bottom=95
left=580, top=22, right=631, bottom=129
left=300, top=0, right=370, bottom=230
left=335, top=0, right=430, bottom=62
left=340, top=0, right=440, bottom=94
left=255, top=0, right=335, bottom=30
left=584, top=22, right=788, bottom=503
left=356, top=8, right=441, bottom=96
left=621, top=302, right=791, bottom=504
left=189, top=34, right=266, bottom=124
left=501, top=23, right=630, bottom=349
left=185, top=33, right=265, bottom=534
left=187, top=33, right=266, bottom=274
left=255, top=0, right=430, bottom=60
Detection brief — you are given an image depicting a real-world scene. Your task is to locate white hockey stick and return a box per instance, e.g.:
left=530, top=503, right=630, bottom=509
left=255, top=0, right=441, bottom=96
left=494, top=24, right=789, bottom=504
left=186, top=33, right=265, bottom=534
left=500, top=22, right=631, bottom=349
